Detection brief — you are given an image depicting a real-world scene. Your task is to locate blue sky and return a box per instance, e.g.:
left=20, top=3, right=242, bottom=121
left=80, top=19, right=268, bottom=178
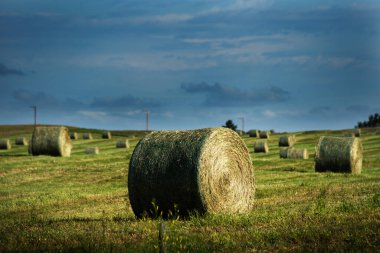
left=0, top=0, right=379, bottom=131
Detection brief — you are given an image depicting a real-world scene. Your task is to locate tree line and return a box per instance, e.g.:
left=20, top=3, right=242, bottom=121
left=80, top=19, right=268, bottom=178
left=356, top=113, right=380, bottom=128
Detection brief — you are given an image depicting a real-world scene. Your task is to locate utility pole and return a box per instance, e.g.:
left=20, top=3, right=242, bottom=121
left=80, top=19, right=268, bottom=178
left=146, top=110, right=149, bottom=131
left=238, top=117, right=244, bottom=135
left=30, top=106, right=37, bottom=129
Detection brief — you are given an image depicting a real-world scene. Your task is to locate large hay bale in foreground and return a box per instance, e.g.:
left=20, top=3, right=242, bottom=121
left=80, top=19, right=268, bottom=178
left=0, top=139, right=11, bottom=150
left=315, top=136, right=362, bottom=174
left=30, top=126, right=72, bottom=157
left=85, top=147, right=99, bottom=155
left=116, top=139, right=129, bottom=148
left=70, top=132, right=78, bottom=140
left=279, top=135, right=296, bottom=147
left=259, top=131, right=270, bottom=139
left=128, top=127, right=255, bottom=218
left=287, top=148, right=309, bottom=159
left=248, top=129, right=259, bottom=138
left=15, top=137, right=28, bottom=146
left=102, top=131, right=111, bottom=139
left=253, top=141, right=269, bottom=153
left=83, top=133, right=93, bottom=139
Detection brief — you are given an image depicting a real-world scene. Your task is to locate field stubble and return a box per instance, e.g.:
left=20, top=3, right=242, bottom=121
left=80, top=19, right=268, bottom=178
left=0, top=125, right=379, bottom=252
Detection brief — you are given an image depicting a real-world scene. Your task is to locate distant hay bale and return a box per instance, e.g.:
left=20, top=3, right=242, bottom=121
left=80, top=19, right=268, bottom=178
left=83, top=133, right=93, bottom=140
left=287, top=148, right=309, bottom=159
left=315, top=136, right=362, bottom=174
left=248, top=130, right=259, bottom=137
left=259, top=131, right=270, bottom=139
left=344, top=132, right=355, bottom=137
left=354, top=128, right=361, bottom=137
left=116, top=139, right=129, bottom=148
left=253, top=141, right=269, bottom=153
left=30, top=126, right=72, bottom=157
left=70, top=132, right=78, bottom=140
left=0, top=139, right=11, bottom=150
left=279, top=147, right=288, bottom=158
left=85, top=147, right=99, bottom=155
left=102, top=131, right=112, bottom=139
left=279, top=135, right=296, bottom=147
left=15, top=137, right=28, bottom=146
left=128, top=127, right=255, bottom=218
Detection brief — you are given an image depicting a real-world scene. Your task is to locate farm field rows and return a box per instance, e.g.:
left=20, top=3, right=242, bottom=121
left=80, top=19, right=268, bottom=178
left=0, top=125, right=379, bottom=252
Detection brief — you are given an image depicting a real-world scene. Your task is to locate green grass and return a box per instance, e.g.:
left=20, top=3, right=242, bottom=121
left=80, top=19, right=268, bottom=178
left=0, top=125, right=379, bottom=252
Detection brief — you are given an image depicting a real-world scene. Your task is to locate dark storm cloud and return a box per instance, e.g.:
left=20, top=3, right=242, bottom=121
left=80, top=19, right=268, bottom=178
left=309, top=106, right=332, bottom=114
left=181, top=82, right=290, bottom=107
left=91, top=95, right=161, bottom=109
left=346, top=105, right=370, bottom=113
left=0, top=63, right=24, bottom=76
left=12, top=89, right=83, bottom=109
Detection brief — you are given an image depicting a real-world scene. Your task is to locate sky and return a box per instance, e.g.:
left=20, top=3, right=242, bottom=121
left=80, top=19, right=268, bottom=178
left=0, top=0, right=379, bottom=132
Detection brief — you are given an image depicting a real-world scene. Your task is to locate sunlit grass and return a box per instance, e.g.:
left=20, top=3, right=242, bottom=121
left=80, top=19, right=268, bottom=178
left=0, top=125, right=379, bottom=251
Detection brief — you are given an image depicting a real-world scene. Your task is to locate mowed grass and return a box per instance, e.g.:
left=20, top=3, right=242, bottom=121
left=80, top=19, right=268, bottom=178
left=0, top=125, right=379, bottom=252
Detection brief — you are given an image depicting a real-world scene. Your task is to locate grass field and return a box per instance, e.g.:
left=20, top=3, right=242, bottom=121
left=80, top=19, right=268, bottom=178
left=0, top=125, right=379, bottom=252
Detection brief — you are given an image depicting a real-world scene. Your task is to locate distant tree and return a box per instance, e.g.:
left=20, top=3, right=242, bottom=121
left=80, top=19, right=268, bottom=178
left=355, top=113, right=380, bottom=128
left=223, top=120, right=237, bottom=131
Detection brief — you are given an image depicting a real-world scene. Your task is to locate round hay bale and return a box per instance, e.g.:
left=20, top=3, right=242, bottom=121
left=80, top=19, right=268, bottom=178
left=279, top=135, right=296, bottom=147
left=70, top=132, right=78, bottom=140
left=15, top=137, right=28, bottom=146
left=315, top=136, right=362, bottom=174
left=85, top=147, right=99, bottom=155
left=279, top=147, right=289, bottom=158
left=259, top=131, right=270, bottom=139
left=253, top=141, right=269, bottom=153
left=102, top=131, right=112, bottom=139
left=30, top=126, right=72, bottom=157
left=0, top=139, right=11, bottom=150
left=248, top=130, right=259, bottom=138
left=28, top=141, right=32, bottom=154
left=83, top=133, right=93, bottom=140
left=116, top=139, right=129, bottom=148
left=128, top=127, right=255, bottom=218
left=287, top=148, right=308, bottom=159
left=354, top=128, right=361, bottom=137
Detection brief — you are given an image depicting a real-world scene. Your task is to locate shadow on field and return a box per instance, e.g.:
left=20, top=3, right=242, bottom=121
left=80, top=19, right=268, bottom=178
left=270, top=167, right=308, bottom=173
left=0, top=154, right=29, bottom=157
left=47, top=216, right=136, bottom=223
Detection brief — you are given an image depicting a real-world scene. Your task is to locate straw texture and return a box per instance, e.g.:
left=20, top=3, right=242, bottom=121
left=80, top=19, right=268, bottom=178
left=259, top=131, right=270, bottom=139
left=85, top=147, right=99, bottom=155
left=116, top=139, right=129, bottom=148
left=279, top=135, right=296, bottom=147
left=287, top=148, right=309, bottom=159
left=30, top=126, right=72, bottom=157
left=315, top=136, right=362, bottom=174
left=0, top=139, right=11, bottom=150
left=70, top=132, right=78, bottom=140
left=128, top=127, right=255, bottom=218
left=15, top=137, right=28, bottom=146
left=253, top=141, right=269, bottom=153
left=102, top=131, right=112, bottom=139
left=83, top=133, right=93, bottom=139
left=248, top=130, right=259, bottom=138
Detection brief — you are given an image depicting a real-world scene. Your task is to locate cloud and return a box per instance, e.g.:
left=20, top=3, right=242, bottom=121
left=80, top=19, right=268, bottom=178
left=91, top=95, right=161, bottom=109
left=345, top=105, right=369, bottom=113
left=262, top=109, right=276, bottom=118
left=78, top=110, right=107, bottom=121
left=181, top=82, right=290, bottom=107
left=0, top=63, right=24, bottom=76
left=309, top=106, right=332, bottom=114
left=11, top=89, right=84, bottom=110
